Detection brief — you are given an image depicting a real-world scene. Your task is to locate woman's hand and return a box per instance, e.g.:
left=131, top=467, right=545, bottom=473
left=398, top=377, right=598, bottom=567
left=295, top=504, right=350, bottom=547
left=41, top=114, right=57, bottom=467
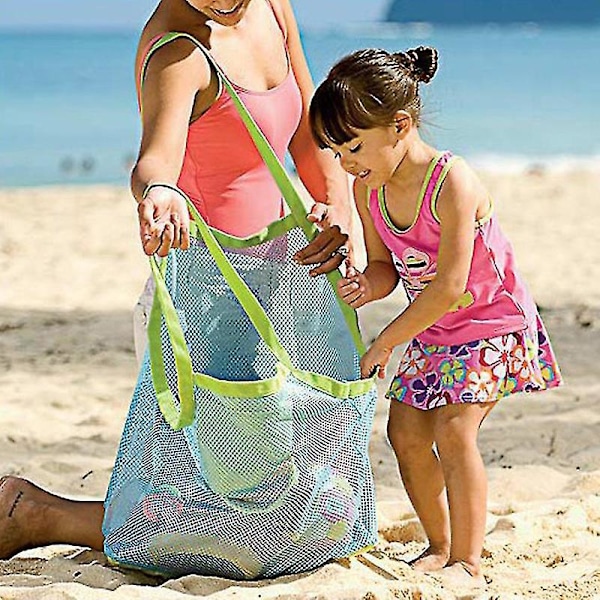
left=137, top=186, right=190, bottom=257
left=337, top=266, right=372, bottom=309
left=360, top=339, right=393, bottom=380
left=293, top=202, right=351, bottom=276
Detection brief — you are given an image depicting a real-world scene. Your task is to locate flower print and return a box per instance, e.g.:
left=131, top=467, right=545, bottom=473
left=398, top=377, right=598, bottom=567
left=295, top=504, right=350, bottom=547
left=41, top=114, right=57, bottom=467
left=537, top=327, right=548, bottom=348
left=480, top=337, right=513, bottom=380
left=448, top=340, right=479, bottom=360
left=540, top=359, right=557, bottom=383
left=410, top=372, right=442, bottom=407
left=509, top=343, right=533, bottom=381
left=439, top=358, right=467, bottom=388
left=537, top=341, right=548, bottom=362
left=525, top=337, right=539, bottom=362
left=428, top=390, right=453, bottom=409
left=399, top=344, right=429, bottom=377
left=498, top=376, right=518, bottom=398
left=423, top=344, right=447, bottom=356
left=465, top=368, right=496, bottom=402
left=459, top=388, right=476, bottom=403
left=522, top=381, right=542, bottom=393
left=528, top=366, right=546, bottom=388
left=387, top=383, right=408, bottom=403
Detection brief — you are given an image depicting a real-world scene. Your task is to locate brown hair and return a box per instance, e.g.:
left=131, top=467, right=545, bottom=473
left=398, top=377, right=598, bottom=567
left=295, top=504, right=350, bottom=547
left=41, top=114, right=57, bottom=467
left=310, top=46, right=439, bottom=149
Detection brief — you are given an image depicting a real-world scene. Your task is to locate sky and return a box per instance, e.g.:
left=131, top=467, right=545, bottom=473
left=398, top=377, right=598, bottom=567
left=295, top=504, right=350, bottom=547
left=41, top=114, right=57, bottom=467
left=0, top=0, right=389, bottom=30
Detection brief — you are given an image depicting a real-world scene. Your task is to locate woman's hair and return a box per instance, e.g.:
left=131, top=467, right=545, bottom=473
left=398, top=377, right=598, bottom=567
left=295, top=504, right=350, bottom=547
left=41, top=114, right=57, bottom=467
left=310, top=46, right=439, bottom=149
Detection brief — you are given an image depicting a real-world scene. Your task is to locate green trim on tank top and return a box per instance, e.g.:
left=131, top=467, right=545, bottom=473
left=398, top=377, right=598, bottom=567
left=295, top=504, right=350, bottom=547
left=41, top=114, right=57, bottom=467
left=376, top=151, right=445, bottom=234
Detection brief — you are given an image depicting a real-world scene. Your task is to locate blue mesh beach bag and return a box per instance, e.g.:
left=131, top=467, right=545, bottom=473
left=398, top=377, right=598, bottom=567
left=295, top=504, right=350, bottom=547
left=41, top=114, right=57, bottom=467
left=102, top=33, right=378, bottom=579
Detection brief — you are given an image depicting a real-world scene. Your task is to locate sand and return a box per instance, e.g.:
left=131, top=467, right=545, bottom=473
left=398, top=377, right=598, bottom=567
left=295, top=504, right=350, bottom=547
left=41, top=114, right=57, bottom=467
left=1, top=167, right=599, bottom=599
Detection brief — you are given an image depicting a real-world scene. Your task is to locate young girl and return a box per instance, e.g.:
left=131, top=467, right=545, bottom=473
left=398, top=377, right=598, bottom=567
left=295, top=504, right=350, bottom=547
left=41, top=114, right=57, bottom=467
left=309, top=46, right=562, bottom=583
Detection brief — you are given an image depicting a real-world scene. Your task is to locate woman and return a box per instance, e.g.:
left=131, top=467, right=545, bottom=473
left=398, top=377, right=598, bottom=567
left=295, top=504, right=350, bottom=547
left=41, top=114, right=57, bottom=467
left=133, top=0, right=352, bottom=265
left=0, top=0, right=365, bottom=575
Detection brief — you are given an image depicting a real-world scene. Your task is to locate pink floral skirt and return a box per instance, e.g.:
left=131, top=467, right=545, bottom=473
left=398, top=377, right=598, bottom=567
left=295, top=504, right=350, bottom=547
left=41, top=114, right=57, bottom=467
left=387, top=315, right=562, bottom=410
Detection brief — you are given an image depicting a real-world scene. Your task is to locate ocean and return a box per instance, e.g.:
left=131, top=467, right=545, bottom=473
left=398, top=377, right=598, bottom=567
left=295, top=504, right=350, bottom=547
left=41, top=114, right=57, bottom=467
left=0, top=24, right=598, bottom=187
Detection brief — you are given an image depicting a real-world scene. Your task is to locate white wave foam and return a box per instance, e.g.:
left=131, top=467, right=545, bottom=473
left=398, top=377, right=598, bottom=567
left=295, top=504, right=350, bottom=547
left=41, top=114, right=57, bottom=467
left=466, top=153, right=600, bottom=174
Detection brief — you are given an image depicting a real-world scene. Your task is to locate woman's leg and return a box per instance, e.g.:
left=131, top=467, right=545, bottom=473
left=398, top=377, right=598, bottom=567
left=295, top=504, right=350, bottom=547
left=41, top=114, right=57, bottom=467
left=387, top=401, right=451, bottom=570
left=433, top=402, right=496, bottom=579
left=0, top=476, right=104, bottom=559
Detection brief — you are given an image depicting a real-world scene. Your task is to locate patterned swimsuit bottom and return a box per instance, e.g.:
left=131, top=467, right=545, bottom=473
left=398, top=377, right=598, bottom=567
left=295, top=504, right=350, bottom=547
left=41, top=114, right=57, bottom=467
left=387, top=314, right=562, bottom=410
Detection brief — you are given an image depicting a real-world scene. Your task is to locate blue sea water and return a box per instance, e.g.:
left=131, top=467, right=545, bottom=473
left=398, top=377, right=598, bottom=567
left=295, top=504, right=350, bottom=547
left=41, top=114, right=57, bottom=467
left=0, top=24, right=598, bottom=187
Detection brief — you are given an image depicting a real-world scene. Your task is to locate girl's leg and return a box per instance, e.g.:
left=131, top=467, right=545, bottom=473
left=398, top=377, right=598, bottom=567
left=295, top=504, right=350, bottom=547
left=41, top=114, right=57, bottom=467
left=0, top=476, right=105, bottom=559
left=432, top=402, right=497, bottom=578
left=387, top=401, right=450, bottom=570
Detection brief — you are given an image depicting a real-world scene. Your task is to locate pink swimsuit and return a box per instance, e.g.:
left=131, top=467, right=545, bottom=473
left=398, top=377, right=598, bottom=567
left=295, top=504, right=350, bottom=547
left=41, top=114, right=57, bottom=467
left=176, top=63, right=301, bottom=238
left=141, top=3, right=302, bottom=237
left=370, top=152, right=562, bottom=409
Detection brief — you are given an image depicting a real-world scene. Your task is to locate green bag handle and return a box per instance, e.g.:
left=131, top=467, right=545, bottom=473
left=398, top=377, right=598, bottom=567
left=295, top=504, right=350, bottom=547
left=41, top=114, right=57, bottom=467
left=147, top=199, right=298, bottom=430
left=140, top=32, right=316, bottom=242
left=142, top=33, right=365, bottom=351
left=143, top=33, right=368, bottom=430
left=147, top=256, right=195, bottom=428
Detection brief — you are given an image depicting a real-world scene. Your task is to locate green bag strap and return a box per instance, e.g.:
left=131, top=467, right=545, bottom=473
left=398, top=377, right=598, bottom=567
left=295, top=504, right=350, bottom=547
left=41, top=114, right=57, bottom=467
left=141, top=32, right=316, bottom=240
left=191, top=197, right=294, bottom=373
left=147, top=197, right=297, bottom=430
left=147, top=257, right=195, bottom=429
left=144, top=33, right=369, bottom=430
left=143, top=32, right=365, bottom=353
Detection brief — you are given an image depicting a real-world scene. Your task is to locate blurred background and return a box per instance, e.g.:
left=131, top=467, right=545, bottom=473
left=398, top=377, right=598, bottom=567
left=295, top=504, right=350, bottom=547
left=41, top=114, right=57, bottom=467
left=1, top=0, right=598, bottom=187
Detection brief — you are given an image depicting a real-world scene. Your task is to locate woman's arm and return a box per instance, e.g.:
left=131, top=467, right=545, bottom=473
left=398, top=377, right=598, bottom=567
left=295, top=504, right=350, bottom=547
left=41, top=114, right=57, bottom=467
left=360, top=163, right=482, bottom=378
left=130, top=39, right=212, bottom=256
left=277, top=0, right=353, bottom=274
left=278, top=0, right=351, bottom=217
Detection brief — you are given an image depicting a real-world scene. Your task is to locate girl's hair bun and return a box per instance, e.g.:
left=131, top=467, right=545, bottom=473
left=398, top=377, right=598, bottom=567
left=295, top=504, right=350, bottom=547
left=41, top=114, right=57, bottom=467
left=395, top=46, right=439, bottom=84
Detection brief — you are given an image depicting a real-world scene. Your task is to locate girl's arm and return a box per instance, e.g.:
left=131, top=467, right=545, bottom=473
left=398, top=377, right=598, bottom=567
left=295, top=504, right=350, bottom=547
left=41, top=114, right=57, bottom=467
left=361, top=163, right=481, bottom=378
left=277, top=0, right=353, bottom=273
left=130, top=39, right=213, bottom=256
left=338, top=179, right=398, bottom=305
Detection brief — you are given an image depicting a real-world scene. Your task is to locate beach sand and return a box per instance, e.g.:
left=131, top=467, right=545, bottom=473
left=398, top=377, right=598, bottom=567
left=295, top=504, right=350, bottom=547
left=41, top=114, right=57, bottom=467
left=1, top=168, right=599, bottom=599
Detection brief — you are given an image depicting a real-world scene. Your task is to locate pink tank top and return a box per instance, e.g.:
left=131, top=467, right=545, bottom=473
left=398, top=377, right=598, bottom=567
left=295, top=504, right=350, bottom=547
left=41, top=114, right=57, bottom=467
left=369, top=151, right=538, bottom=346
left=141, top=7, right=302, bottom=237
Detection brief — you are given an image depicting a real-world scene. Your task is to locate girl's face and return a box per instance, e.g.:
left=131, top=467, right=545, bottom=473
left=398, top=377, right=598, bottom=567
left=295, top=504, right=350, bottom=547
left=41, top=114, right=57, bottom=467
left=329, top=119, right=408, bottom=189
left=187, top=0, right=252, bottom=26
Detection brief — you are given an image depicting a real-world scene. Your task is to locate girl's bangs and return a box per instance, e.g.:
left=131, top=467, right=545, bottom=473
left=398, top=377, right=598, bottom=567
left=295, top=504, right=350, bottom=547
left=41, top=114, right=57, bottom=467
left=313, top=99, right=360, bottom=148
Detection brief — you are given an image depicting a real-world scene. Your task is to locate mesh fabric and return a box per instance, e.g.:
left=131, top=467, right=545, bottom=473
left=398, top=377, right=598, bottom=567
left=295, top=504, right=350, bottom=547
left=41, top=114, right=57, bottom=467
left=103, top=225, right=377, bottom=579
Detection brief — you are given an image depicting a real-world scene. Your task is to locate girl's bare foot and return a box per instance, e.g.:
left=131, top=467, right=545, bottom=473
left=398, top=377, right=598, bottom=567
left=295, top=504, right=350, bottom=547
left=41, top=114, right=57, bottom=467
left=434, top=561, right=485, bottom=587
left=409, top=546, right=450, bottom=572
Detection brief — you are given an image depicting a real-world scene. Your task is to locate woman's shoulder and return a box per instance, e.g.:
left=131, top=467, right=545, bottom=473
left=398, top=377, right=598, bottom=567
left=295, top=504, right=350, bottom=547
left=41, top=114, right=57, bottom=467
left=136, top=30, right=211, bottom=90
left=265, top=0, right=286, bottom=33
left=268, top=0, right=304, bottom=40
left=137, top=28, right=204, bottom=65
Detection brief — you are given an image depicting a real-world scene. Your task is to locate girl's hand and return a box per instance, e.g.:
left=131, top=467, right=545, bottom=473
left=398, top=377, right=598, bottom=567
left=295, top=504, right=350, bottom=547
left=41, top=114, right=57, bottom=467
left=360, top=340, right=393, bottom=380
left=337, top=266, right=371, bottom=309
left=137, top=186, right=191, bottom=257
